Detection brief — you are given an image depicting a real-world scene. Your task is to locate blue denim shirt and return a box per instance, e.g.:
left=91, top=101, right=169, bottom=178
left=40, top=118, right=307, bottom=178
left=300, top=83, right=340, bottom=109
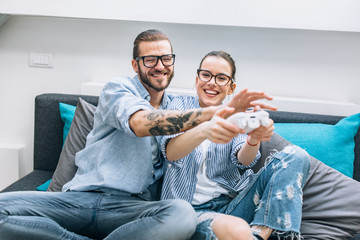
left=63, top=75, right=173, bottom=198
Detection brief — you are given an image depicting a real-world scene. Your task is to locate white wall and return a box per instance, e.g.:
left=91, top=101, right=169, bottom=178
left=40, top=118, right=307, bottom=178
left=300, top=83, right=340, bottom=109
left=0, top=15, right=360, bottom=179
left=2, top=0, right=360, bottom=32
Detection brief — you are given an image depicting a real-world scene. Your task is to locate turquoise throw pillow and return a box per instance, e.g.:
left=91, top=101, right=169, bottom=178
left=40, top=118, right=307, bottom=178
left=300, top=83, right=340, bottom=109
left=36, top=178, right=52, bottom=191
left=59, top=103, right=76, bottom=144
left=274, top=113, right=360, bottom=178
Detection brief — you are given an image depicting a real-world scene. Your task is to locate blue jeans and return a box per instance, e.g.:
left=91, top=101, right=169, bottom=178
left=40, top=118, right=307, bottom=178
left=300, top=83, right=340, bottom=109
left=192, top=145, right=310, bottom=240
left=0, top=191, right=197, bottom=240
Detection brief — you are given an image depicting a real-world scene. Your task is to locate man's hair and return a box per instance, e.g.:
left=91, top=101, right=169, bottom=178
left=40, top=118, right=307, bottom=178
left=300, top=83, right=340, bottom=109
left=199, top=50, right=236, bottom=82
left=133, top=29, right=173, bottom=59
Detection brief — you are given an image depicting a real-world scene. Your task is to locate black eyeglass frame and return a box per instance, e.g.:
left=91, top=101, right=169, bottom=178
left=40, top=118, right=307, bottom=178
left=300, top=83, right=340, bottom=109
left=135, top=54, right=176, bottom=68
left=197, top=69, right=233, bottom=86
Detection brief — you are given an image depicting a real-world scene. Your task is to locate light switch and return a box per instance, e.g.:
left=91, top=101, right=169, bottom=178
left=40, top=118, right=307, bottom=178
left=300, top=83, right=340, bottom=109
left=29, top=52, right=54, bottom=68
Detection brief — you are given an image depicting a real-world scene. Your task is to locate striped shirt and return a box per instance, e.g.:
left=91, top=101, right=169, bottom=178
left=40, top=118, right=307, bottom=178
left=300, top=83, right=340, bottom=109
left=160, top=95, right=260, bottom=203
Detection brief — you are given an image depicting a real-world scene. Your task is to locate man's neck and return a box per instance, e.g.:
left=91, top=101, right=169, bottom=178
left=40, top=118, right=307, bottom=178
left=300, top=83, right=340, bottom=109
left=149, top=90, right=164, bottom=109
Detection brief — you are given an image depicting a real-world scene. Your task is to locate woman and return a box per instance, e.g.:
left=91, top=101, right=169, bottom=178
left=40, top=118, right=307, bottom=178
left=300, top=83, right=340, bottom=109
left=160, top=51, right=310, bottom=240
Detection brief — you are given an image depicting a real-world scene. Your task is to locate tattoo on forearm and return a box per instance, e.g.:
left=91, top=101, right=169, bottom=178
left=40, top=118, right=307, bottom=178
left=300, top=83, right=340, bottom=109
left=146, top=111, right=166, bottom=121
left=146, top=110, right=203, bottom=136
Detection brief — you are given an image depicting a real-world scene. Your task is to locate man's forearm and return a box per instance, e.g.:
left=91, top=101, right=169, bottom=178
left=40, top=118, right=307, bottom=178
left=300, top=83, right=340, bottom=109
left=130, top=106, right=219, bottom=137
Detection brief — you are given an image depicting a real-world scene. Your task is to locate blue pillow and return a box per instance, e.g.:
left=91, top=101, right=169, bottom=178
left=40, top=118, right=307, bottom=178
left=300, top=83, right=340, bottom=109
left=59, top=103, right=76, bottom=144
left=274, top=113, right=360, bottom=178
left=36, top=178, right=52, bottom=191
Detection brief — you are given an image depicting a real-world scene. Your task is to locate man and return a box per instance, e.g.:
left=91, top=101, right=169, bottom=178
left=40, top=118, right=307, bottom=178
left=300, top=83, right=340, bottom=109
left=0, top=29, right=275, bottom=240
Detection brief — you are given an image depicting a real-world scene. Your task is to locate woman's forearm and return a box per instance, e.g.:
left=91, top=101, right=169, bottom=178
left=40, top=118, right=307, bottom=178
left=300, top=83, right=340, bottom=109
left=237, top=135, right=260, bottom=166
left=166, top=122, right=210, bottom=161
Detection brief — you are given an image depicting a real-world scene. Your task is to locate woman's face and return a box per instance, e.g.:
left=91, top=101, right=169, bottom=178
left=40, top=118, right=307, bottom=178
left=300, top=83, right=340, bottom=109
left=196, top=56, right=236, bottom=108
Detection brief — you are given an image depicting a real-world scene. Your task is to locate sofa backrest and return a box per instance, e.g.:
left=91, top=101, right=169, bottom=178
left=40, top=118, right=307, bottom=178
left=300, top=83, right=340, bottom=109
left=34, top=93, right=98, bottom=172
left=33, top=93, right=360, bottom=181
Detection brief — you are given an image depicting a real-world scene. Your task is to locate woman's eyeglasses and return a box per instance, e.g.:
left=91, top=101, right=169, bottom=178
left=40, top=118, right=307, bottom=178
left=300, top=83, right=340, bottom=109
left=197, top=69, right=233, bottom=86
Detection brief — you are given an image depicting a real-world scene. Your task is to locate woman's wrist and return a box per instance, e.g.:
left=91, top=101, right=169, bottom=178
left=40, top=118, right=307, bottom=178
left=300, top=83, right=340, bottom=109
left=247, top=135, right=260, bottom=147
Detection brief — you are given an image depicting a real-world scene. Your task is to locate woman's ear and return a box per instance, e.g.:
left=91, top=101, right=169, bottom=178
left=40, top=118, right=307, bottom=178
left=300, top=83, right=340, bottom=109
left=131, top=59, right=138, bottom=73
left=193, top=75, right=198, bottom=89
left=195, top=75, right=200, bottom=86
left=227, top=83, right=236, bottom=95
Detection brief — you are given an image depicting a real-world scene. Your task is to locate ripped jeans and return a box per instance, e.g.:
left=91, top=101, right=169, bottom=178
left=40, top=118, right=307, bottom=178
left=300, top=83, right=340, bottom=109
left=191, top=145, right=311, bottom=240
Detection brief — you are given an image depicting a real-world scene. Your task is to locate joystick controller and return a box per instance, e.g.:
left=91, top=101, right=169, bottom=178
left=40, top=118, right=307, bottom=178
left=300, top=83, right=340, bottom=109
left=227, top=110, right=270, bottom=133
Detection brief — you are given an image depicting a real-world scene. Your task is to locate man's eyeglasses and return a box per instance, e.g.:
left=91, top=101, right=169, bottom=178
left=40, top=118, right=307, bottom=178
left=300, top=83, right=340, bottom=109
left=197, top=69, right=233, bottom=86
left=136, top=54, right=175, bottom=68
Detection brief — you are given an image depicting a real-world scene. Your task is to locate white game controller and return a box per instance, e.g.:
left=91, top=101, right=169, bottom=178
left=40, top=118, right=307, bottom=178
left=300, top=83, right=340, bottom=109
left=227, top=110, right=270, bottom=133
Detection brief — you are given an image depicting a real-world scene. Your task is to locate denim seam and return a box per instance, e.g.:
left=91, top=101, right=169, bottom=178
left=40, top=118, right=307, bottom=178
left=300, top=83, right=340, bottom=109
left=263, top=157, right=284, bottom=225
left=263, top=161, right=276, bottom=225
left=94, top=193, right=106, bottom=232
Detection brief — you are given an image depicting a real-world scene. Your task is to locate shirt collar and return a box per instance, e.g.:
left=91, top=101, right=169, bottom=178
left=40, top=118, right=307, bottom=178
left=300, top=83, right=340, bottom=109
left=133, top=74, right=172, bottom=110
left=194, top=96, right=201, bottom=108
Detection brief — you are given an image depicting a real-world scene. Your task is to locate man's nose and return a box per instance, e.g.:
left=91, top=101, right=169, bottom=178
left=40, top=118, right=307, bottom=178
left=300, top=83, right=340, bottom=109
left=154, top=59, right=165, bottom=70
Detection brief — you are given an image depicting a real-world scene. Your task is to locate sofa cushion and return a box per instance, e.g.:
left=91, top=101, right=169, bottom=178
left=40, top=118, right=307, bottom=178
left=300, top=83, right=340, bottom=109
left=274, top=113, right=360, bottom=178
left=261, top=133, right=360, bottom=239
left=47, top=98, right=96, bottom=192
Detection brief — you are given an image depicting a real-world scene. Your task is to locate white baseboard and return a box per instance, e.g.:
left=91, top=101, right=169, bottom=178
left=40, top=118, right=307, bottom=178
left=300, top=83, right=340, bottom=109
left=81, top=82, right=360, bottom=116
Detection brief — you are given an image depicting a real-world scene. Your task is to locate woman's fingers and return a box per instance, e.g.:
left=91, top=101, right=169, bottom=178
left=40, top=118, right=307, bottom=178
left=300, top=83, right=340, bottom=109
left=227, top=88, right=277, bottom=113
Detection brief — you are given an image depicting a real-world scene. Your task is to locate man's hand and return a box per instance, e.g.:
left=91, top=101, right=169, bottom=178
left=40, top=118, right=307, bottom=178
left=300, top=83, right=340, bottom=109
left=204, top=107, right=245, bottom=144
left=227, top=89, right=277, bottom=114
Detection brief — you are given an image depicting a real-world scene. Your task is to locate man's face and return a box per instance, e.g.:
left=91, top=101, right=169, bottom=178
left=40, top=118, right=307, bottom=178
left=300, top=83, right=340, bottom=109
left=132, top=40, right=174, bottom=92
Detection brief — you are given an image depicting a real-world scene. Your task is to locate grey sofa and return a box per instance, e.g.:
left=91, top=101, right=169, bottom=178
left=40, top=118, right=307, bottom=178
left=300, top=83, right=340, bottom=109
left=1, top=93, right=360, bottom=239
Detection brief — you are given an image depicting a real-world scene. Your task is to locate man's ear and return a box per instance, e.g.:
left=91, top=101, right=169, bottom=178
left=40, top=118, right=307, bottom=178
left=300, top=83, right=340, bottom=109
left=228, top=83, right=236, bottom=95
left=132, top=59, right=138, bottom=73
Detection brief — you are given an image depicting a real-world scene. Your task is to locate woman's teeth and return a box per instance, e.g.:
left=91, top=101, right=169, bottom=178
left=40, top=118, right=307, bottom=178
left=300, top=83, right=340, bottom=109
left=205, top=90, right=218, bottom=95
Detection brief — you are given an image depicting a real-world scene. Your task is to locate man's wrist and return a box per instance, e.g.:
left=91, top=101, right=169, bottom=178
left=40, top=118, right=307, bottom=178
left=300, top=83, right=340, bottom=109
left=203, top=105, right=221, bottom=121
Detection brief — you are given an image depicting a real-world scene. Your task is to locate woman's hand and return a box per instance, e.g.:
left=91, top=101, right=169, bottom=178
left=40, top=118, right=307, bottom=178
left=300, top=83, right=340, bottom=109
left=247, top=118, right=275, bottom=143
left=227, top=89, right=277, bottom=114
left=237, top=118, right=274, bottom=166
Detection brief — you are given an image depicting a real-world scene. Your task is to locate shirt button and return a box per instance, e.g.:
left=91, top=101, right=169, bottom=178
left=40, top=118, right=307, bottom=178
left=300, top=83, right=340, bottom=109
left=139, top=192, right=143, bottom=194
left=151, top=170, right=154, bottom=174
left=168, top=163, right=171, bottom=168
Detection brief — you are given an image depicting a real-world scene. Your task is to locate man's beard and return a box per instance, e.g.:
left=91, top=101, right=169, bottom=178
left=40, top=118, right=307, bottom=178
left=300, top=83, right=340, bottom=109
left=138, top=66, right=174, bottom=92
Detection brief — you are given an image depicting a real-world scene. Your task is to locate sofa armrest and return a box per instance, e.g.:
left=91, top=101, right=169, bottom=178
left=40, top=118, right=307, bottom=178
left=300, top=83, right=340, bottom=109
left=0, top=170, right=54, bottom=192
